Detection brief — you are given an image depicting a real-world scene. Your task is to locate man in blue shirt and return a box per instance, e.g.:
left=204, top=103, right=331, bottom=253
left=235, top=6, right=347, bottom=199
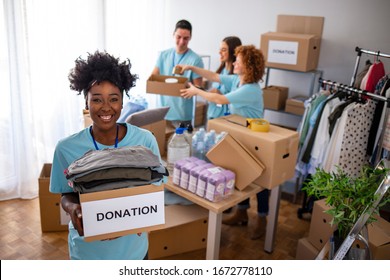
left=151, top=19, right=204, bottom=127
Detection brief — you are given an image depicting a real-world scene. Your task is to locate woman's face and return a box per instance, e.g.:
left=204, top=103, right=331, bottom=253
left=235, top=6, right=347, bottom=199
left=233, top=54, right=245, bottom=75
left=219, top=41, right=229, bottom=63
left=87, top=80, right=123, bottom=131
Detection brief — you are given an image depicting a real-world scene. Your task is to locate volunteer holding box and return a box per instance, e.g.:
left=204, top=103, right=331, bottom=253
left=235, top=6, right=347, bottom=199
left=180, top=45, right=270, bottom=240
left=50, top=51, right=163, bottom=260
left=151, top=19, right=204, bottom=127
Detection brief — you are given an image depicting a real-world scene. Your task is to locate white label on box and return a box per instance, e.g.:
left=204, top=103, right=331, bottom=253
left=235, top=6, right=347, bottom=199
left=268, top=40, right=298, bottom=65
left=81, top=191, right=165, bottom=237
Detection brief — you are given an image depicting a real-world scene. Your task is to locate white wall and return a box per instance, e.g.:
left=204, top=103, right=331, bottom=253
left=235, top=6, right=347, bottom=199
left=159, top=0, right=390, bottom=97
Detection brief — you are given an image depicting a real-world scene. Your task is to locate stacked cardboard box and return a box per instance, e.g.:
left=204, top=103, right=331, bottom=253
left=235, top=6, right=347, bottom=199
left=261, top=15, right=324, bottom=72
left=263, top=85, right=289, bottom=110
left=285, top=95, right=308, bottom=115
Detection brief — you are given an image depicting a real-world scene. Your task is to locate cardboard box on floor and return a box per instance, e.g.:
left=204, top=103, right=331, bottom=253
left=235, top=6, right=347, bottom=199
left=296, top=237, right=320, bottom=260
left=206, top=133, right=265, bottom=191
left=39, top=163, right=70, bottom=232
left=368, top=215, right=390, bottom=259
left=146, top=74, right=188, bottom=96
left=263, top=85, right=289, bottom=110
left=308, top=198, right=337, bottom=251
left=148, top=204, right=208, bottom=259
left=260, top=15, right=324, bottom=72
left=207, top=115, right=298, bottom=189
left=79, top=184, right=165, bottom=242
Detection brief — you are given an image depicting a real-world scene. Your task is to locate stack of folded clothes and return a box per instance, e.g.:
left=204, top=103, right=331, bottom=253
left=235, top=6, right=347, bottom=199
left=65, top=146, right=168, bottom=193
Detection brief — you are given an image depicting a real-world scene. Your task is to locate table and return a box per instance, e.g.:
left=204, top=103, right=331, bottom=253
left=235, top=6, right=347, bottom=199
left=164, top=179, right=281, bottom=259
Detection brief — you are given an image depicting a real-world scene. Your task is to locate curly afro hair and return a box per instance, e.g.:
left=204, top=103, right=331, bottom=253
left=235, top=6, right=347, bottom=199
left=68, top=50, right=138, bottom=98
left=235, top=45, right=265, bottom=84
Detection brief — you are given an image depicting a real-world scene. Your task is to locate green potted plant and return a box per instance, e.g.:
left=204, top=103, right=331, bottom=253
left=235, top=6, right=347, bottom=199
left=303, top=163, right=390, bottom=258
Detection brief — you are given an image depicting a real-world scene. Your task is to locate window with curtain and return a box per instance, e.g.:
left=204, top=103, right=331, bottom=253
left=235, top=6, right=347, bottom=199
left=0, top=0, right=165, bottom=201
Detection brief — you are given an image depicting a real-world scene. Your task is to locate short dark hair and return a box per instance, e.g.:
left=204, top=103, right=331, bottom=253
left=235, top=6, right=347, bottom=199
left=174, top=19, right=192, bottom=35
left=68, top=50, right=138, bottom=98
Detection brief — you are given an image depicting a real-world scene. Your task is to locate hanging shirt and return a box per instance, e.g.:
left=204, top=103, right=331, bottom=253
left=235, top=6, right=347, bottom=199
left=50, top=123, right=162, bottom=260
left=365, top=61, right=385, bottom=93
left=155, top=48, right=204, bottom=121
left=220, top=74, right=263, bottom=118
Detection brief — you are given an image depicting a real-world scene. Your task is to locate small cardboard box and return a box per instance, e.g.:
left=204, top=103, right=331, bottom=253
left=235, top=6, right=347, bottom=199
left=285, top=95, right=308, bottom=115
left=206, top=133, right=265, bottom=191
left=263, top=85, right=289, bottom=110
left=308, top=199, right=337, bottom=251
left=148, top=204, right=208, bottom=259
left=39, top=163, right=70, bottom=232
left=79, top=184, right=165, bottom=242
left=296, top=237, right=320, bottom=260
left=207, top=115, right=298, bottom=189
left=146, top=74, right=188, bottom=96
left=195, top=101, right=207, bottom=127
left=368, top=215, right=390, bottom=260
left=260, top=15, right=324, bottom=72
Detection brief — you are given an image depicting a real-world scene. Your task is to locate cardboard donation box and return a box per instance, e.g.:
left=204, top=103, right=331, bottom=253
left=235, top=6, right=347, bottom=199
left=146, top=74, right=188, bottom=96
left=39, top=163, right=71, bottom=232
left=79, top=184, right=165, bottom=242
left=285, top=95, right=308, bottom=115
left=296, top=237, right=320, bottom=260
left=207, top=115, right=298, bottom=189
left=260, top=15, right=324, bottom=72
left=263, top=85, right=289, bottom=110
left=148, top=204, right=208, bottom=259
left=206, top=133, right=265, bottom=191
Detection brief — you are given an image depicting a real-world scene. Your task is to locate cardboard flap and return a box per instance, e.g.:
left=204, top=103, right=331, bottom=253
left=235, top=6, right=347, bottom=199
left=277, top=15, right=324, bottom=37
left=368, top=216, right=390, bottom=247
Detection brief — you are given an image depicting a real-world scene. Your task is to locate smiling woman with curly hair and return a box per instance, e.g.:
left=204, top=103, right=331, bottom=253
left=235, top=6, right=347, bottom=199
left=50, top=50, right=163, bottom=260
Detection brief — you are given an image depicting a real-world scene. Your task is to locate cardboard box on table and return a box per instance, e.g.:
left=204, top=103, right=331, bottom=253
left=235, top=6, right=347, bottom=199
left=206, top=133, right=265, bottom=191
left=263, top=85, right=289, bottom=110
left=39, top=163, right=70, bottom=232
left=148, top=204, right=208, bottom=259
left=146, top=74, right=188, bottom=96
left=79, top=184, right=165, bottom=242
left=260, top=15, right=324, bottom=72
left=207, top=115, right=298, bottom=190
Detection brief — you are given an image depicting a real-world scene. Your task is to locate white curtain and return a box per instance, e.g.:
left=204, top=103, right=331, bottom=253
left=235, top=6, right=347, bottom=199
left=0, top=0, right=165, bottom=201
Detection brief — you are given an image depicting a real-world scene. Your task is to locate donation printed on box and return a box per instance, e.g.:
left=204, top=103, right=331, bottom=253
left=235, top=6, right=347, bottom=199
left=207, top=115, right=299, bottom=190
left=260, top=15, right=324, bottom=72
left=65, top=146, right=167, bottom=242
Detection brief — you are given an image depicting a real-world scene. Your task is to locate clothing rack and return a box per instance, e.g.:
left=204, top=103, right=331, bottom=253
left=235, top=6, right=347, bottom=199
left=351, top=46, right=390, bottom=86
left=319, top=77, right=390, bottom=165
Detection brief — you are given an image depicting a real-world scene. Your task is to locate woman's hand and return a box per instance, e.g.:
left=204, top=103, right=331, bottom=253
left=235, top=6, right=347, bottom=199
left=176, top=64, right=192, bottom=74
left=180, top=82, right=200, bottom=98
left=61, top=193, right=84, bottom=236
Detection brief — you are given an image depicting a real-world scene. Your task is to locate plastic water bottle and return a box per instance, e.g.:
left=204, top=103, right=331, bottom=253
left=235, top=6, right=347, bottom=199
left=167, top=127, right=190, bottom=175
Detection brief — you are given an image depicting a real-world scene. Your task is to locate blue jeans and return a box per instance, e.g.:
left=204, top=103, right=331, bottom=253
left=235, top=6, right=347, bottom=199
left=237, top=189, right=269, bottom=216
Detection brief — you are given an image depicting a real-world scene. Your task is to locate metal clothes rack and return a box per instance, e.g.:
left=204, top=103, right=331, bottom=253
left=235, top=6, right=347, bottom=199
left=350, top=46, right=390, bottom=87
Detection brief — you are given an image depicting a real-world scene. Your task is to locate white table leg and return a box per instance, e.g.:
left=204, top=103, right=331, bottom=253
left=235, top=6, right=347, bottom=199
left=264, top=185, right=281, bottom=253
left=206, top=211, right=222, bottom=260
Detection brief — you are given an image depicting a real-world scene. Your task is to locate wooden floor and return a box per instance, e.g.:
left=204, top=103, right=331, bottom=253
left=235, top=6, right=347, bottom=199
left=0, top=193, right=311, bottom=260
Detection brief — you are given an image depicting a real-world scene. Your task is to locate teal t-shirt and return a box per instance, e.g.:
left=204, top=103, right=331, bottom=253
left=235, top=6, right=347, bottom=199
left=156, top=48, right=204, bottom=121
left=220, top=75, right=264, bottom=118
left=50, top=123, right=161, bottom=260
left=207, top=68, right=232, bottom=119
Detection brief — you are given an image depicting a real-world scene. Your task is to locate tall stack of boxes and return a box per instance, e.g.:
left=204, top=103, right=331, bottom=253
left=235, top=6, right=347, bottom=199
left=261, top=15, right=324, bottom=116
